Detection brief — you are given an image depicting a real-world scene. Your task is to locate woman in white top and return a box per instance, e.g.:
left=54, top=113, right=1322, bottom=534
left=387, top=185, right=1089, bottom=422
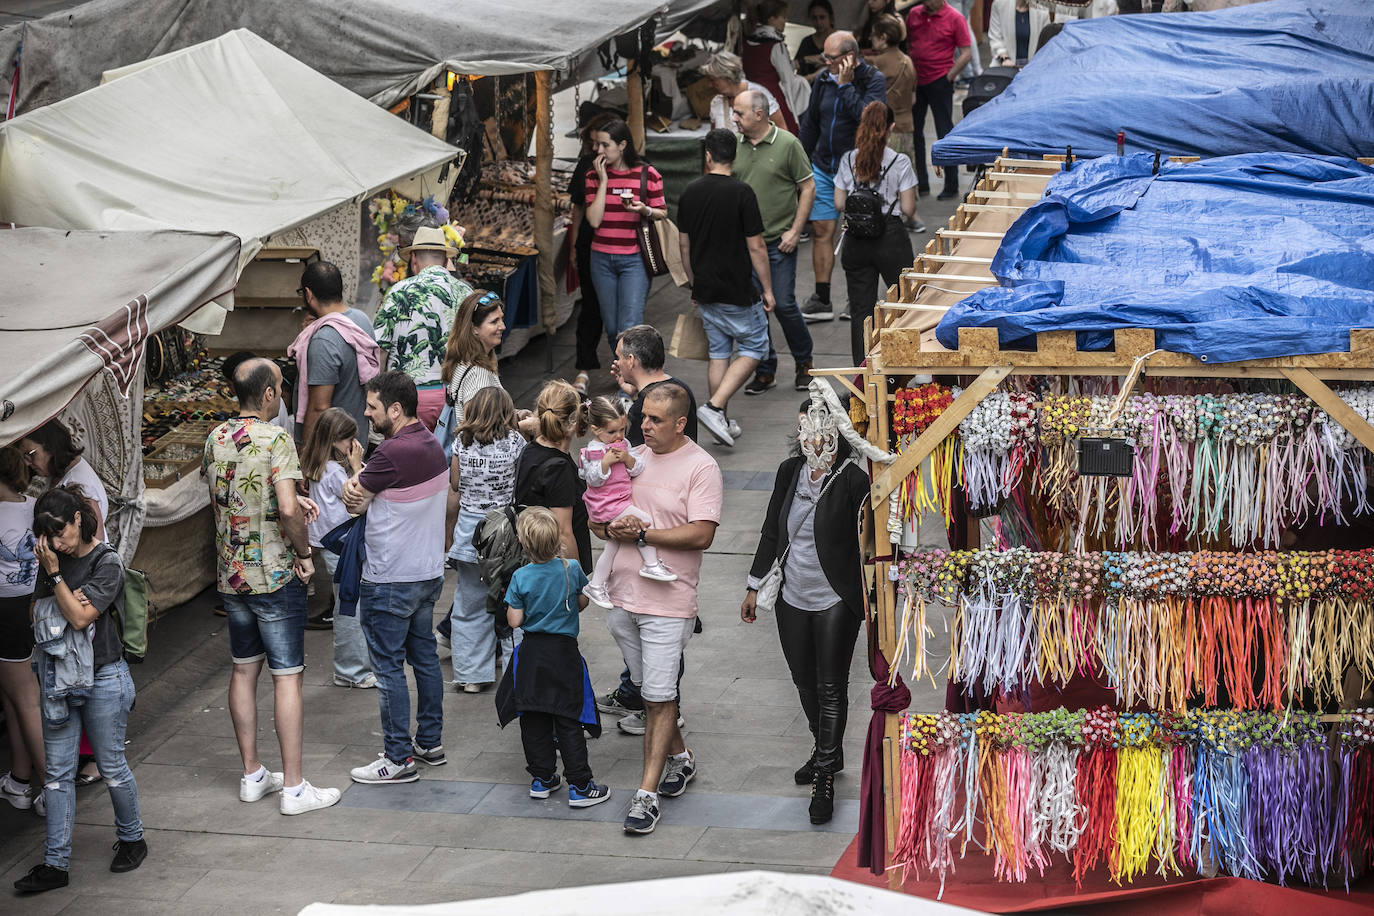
left=20, top=420, right=108, bottom=542
left=300, top=408, right=374, bottom=689
left=834, top=101, right=919, bottom=366
left=0, top=445, right=43, bottom=816
left=988, top=0, right=1051, bottom=67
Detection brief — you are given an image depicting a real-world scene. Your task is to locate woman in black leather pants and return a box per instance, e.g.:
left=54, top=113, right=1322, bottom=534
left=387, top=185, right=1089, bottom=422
left=741, top=399, right=869, bottom=824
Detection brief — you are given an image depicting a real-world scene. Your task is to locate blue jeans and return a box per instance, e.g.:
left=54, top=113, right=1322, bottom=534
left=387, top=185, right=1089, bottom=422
left=448, top=560, right=496, bottom=685
left=222, top=579, right=307, bottom=675
left=755, top=240, right=813, bottom=377
left=589, top=250, right=651, bottom=347
left=359, top=578, right=445, bottom=762
left=322, top=553, right=373, bottom=684
left=42, top=660, right=142, bottom=869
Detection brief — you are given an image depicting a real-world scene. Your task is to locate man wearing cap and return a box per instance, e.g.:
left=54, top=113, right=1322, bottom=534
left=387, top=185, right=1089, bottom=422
left=374, top=227, right=474, bottom=430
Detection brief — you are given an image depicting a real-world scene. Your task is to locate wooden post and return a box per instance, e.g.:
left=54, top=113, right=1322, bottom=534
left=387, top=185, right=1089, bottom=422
left=626, top=61, right=646, bottom=156
left=534, top=70, right=557, bottom=340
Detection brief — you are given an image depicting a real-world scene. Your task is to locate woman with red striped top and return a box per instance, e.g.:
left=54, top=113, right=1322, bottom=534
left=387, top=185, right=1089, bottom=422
left=585, top=119, right=667, bottom=348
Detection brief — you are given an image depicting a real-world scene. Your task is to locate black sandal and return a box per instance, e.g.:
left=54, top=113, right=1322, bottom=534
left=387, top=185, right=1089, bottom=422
left=75, top=756, right=100, bottom=787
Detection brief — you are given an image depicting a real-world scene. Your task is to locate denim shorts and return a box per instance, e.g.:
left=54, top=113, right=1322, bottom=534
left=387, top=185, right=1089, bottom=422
left=222, top=578, right=307, bottom=675
left=809, top=164, right=837, bottom=221
left=698, top=302, right=770, bottom=361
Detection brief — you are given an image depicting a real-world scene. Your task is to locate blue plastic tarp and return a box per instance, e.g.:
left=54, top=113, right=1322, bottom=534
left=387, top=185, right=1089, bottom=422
left=935, top=152, right=1374, bottom=363
left=930, top=0, right=1374, bottom=166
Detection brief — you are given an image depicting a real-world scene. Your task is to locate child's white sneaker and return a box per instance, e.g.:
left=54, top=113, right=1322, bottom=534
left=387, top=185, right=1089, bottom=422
left=638, top=562, right=677, bottom=582
left=582, top=583, right=613, bottom=608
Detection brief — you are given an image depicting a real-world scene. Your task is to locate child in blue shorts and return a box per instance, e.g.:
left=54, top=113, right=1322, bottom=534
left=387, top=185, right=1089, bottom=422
left=498, top=507, right=611, bottom=808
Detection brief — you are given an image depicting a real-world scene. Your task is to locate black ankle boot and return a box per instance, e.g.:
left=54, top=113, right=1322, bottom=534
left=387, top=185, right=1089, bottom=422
left=793, top=752, right=818, bottom=786
left=809, top=772, right=835, bottom=825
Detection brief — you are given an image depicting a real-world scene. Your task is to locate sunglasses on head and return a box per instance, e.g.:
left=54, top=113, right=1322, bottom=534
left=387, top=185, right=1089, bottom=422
left=477, top=292, right=501, bottom=307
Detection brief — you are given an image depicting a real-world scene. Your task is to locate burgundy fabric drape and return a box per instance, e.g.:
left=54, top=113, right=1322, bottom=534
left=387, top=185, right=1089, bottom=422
left=856, top=649, right=910, bottom=875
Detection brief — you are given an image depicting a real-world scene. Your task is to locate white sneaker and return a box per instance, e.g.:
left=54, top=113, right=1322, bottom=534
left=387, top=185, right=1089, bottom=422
left=32, top=788, right=44, bottom=818
left=638, top=562, right=678, bottom=582
left=617, top=710, right=686, bottom=736
left=333, top=673, right=378, bottom=688
left=280, top=781, right=342, bottom=816
left=582, top=583, right=613, bottom=609
left=726, top=419, right=743, bottom=440
left=0, top=772, right=33, bottom=810
left=434, top=631, right=451, bottom=659
left=350, top=754, right=419, bottom=784
left=697, top=405, right=735, bottom=447
left=239, top=769, right=284, bottom=803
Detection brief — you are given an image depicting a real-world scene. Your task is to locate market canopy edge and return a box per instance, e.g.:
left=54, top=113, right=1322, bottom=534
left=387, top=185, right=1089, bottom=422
left=0, top=228, right=241, bottom=447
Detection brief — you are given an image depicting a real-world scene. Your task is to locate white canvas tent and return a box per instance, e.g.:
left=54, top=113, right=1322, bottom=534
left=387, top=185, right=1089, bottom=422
left=0, top=28, right=462, bottom=333
left=0, top=226, right=240, bottom=558
left=298, top=871, right=983, bottom=916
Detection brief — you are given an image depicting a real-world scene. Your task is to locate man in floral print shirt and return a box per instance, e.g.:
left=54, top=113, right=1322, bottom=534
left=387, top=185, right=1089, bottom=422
left=202, top=357, right=341, bottom=816
left=374, top=227, right=473, bottom=430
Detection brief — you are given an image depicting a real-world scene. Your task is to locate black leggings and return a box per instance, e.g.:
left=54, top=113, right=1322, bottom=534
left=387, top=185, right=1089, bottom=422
left=841, top=218, right=914, bottom=366
left=776, top=598, right=863, bottom=774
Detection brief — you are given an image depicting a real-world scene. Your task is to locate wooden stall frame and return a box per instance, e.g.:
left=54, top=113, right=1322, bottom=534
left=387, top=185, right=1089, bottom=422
left=814, top=150, right=1374, bottom=889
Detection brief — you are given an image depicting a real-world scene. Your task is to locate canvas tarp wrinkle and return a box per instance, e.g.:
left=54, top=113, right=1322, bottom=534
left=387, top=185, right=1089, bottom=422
left=936, top=152, right=1374, bottom=365
left=929, top=0, right=1374, bottom=165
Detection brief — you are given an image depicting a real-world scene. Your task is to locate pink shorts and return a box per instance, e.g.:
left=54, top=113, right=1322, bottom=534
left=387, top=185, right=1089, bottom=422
left=416, top=386, right=445, bottom=431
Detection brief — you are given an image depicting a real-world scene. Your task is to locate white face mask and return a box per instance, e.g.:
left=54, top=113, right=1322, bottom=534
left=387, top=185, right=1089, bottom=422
left=798, top=405, right=838, bottom=471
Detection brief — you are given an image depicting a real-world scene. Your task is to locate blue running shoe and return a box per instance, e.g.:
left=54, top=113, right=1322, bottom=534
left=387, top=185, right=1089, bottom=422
left=529, top=774, right=562, bottom=799
left=568, top=781, right=612, bottom=808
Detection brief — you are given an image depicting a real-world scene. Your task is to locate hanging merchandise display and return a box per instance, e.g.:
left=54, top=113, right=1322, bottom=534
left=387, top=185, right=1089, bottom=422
left=892, top=707, right=1374, bottom=893
left=891, top=547, right=1374, bottom=709
left=885, top=387, right=1374, bottom=549
left=368, top=194, right=466, bottom=294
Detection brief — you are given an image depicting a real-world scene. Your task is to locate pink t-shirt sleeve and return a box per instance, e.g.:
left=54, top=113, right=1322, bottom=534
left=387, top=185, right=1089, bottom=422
left=686, top=455, right=724, bottom=525
left=584, top=173, right=600, bottom=206
left=646, top=167, right=666, bottom=211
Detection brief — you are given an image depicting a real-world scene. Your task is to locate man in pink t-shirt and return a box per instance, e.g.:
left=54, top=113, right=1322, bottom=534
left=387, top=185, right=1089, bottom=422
left=907, top=0, right=973, bottom=200
left=595, top=382, right=723, bottom=835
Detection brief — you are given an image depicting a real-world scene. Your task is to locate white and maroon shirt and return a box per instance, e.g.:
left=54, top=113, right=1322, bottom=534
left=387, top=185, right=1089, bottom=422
left=358, top=420, right=449, bottom=583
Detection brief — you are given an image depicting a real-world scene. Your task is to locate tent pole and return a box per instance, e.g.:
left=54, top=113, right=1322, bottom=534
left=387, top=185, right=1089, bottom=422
left=626, top=61, right=645, bottom=156
left=534, top=70, right=558, bottom=366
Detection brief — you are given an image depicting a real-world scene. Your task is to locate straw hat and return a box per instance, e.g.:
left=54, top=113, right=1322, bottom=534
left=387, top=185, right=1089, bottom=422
left=399, top=226, right=458, bottom=257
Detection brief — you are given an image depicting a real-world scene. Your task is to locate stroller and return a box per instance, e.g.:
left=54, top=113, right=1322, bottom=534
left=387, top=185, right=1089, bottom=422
left=961, top=65, right=1019, bottom=118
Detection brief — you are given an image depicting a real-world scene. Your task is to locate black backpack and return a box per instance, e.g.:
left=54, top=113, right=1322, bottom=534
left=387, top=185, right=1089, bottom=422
left=843, top=154, right=898, bottom=240
left=471, top=504, right=528, bottom=617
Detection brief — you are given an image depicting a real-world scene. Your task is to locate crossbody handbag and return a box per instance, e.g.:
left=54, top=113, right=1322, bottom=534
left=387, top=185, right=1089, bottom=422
left=633, top=166, right=670, bottom=277
left=755, top=458, right=854, bottom=613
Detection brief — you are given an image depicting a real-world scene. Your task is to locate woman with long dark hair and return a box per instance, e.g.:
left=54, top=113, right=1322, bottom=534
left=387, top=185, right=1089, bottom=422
left=569, top=113, right=616, bottom=394
left=741, top=398, right=869, bottom=825
left=584, top=119, right=667, bottom=347
left=834, top=101, right=919, bottom=366
left=16, top=486, right=145, bottom=893
left=858, top=0, right=905, bottom=52
left=795, top=0, right=836, bottom=81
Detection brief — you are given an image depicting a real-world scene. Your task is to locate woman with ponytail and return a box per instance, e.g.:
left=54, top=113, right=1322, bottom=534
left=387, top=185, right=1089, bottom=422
left=834, top=100, right=919, bottom=366
left=513, top=380, right=592, bottom=573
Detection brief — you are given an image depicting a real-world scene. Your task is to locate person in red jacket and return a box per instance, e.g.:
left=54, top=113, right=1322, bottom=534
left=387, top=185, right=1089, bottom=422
left=906, top=0, right=973, bottom=200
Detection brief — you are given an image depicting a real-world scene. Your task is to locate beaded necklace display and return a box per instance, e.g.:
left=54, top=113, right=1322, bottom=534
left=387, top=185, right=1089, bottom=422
left=892, top=708, right=1374, bottom=892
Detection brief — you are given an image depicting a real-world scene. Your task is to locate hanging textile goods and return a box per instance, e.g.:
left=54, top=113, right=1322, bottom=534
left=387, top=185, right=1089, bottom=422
left=893, top=708, right=1374, bottom=890
left=890, top=387, right=1374, bottom=549
left=896, top=548, right=1374, bottom=709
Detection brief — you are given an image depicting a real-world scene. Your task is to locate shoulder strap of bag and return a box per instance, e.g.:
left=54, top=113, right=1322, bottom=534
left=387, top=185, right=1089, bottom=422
left=778, top=457, right=855, bottom=566
left=447, top=365, right=474, bottom=408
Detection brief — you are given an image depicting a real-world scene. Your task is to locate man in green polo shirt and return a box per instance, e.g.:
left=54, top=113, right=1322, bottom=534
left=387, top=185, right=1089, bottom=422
left=731, top=90, right=816, bottom=394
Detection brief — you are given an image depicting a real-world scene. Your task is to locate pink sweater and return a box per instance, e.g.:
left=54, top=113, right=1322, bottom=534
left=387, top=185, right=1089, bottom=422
left=579, top=438, right=641, bottom=523
left=287, top=311, right=382, bottom=421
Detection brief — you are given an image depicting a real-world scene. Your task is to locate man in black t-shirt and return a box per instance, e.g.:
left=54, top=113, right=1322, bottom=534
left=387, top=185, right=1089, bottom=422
left=676, top=129, right=775, bottom=449
left=612, top=325, right=699, bottom=447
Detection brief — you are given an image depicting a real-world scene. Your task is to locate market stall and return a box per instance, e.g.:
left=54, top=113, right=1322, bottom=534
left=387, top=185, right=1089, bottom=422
left=0, top=227, right=239, bottom=569
left=0, top=28, right=464, bottom=606
left=826, top=151, right=1374, bottom=911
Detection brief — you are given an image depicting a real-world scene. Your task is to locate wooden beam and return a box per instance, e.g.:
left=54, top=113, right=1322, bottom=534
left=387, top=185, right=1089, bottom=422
left=808, top=366, right=864, bottom=398
left=626, top=61, right=646, bottom=156
left=960, top=203, right=1028, bottom=214
left=870, top=365, right=1011, bottom=505
left=533, top=71, right=557, bottom=337
left=1281, top=367, right=1374, bottom=453
left=900, top=270, right=994, bottom=285
left=919, top=253, right=994, bottom=266
left=935, top=229, right=1005, bottom=240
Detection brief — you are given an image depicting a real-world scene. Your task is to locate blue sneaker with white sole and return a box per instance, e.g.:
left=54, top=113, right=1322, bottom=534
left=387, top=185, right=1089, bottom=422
left=529, top=774, right=562, bottom=799
left=568, top=781, right=612, bottom=808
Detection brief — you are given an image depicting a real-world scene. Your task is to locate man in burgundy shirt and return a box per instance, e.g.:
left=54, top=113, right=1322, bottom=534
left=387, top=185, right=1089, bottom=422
left=906, top=0, right=973, bottom=200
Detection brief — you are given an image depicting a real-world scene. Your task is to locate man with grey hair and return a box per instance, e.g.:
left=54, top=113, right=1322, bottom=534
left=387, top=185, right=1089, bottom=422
left=797, top=30, right=887, bottom=322
left=702, top=51, right=785, bottom=131
left=732, top=89, right=817, bottom=394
